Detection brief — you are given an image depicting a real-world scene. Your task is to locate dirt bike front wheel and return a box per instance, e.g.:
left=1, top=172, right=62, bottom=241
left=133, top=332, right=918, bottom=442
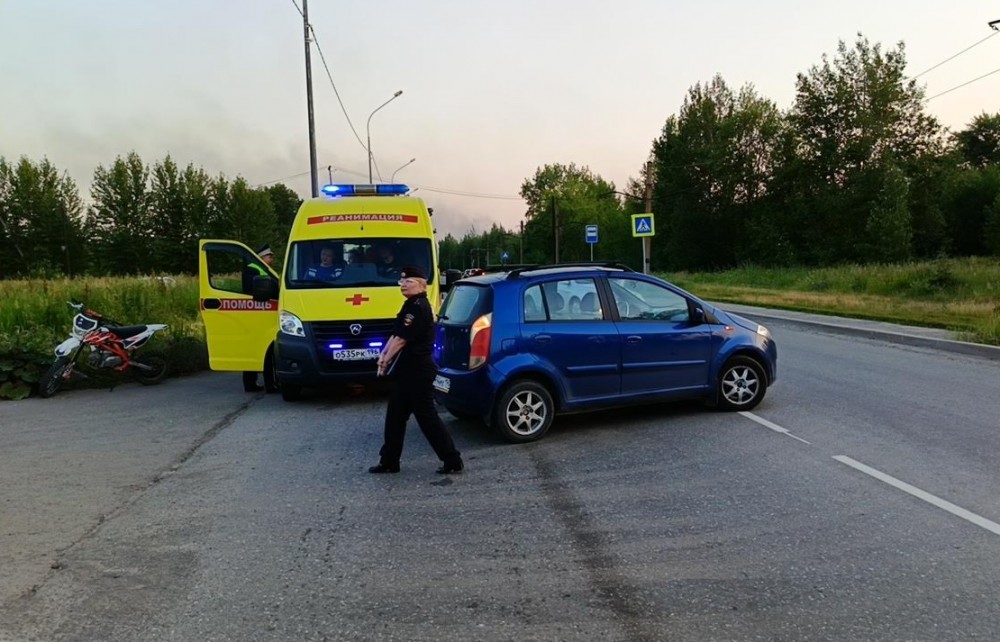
left=133, top=353, right=169, bottom=385
left=39, top=356, right=73, bottom=398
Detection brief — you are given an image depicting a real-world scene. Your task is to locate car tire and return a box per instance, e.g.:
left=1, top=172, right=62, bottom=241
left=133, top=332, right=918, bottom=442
left=493, top=380, right=554, bottom=443
left=716, top=356, right=767, bottom=411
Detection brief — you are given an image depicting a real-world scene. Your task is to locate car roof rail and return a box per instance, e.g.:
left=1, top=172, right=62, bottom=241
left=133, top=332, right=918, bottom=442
left=505, top=261, right=634, bottom=279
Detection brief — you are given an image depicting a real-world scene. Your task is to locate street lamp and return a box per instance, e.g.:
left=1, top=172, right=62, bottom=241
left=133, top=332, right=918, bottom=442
left=391, top=158, right=416, bottom=182
left=367, top=90, right=403, bottom=183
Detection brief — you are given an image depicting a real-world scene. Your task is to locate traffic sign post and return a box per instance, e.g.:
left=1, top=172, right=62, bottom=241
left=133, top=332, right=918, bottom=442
left=631, top=214, right=655, bottom=274
left=585, top=224, right=598, bottom=261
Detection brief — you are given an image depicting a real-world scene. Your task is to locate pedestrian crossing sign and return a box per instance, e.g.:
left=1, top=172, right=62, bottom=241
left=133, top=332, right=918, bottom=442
left=631, top=213, right=655, bottom=237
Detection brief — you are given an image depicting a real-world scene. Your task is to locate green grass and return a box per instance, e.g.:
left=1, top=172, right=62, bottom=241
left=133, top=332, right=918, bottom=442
left=0, top=276, right=208, bottom=398
left=663, top=257, right=1000, bottom=345
left=0, top=275, right=204, bottom=340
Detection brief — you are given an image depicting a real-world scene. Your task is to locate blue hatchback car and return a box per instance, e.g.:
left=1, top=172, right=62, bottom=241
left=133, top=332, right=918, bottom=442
left=432, top=263, right=777, bottom=442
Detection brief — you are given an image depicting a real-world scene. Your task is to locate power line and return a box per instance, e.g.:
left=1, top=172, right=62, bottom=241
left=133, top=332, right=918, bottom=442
left=909, top=30, right=999, bottom=80
left=254, top=167, right=524, bottom=200
left=308, top=24, right=369, bottom=155
left=926, top=64, right=1000, bottom=101
left=256, top=169, right=313, bottom=187
left=410, top=185, right=523, bottom=200
left=290, top=0, right=368, bottom=155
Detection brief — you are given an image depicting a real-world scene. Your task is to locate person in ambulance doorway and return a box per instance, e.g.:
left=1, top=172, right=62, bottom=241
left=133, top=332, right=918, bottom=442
left=242, top=244, right=278, bottom=393
left=369, top=265, right=464, bottom=475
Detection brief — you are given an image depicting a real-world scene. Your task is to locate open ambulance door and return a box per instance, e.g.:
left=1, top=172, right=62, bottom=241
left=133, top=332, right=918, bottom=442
left=198, top=240, right=280, bottom=372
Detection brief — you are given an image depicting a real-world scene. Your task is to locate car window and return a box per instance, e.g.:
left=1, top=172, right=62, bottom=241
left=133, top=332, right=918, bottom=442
left=530, top=278, right=603, bottom=321
left=523, top=286, right=546, bottom=322
left=609, top=278, right=690, bottom=322
left=438, top=284, right=492, bottom=325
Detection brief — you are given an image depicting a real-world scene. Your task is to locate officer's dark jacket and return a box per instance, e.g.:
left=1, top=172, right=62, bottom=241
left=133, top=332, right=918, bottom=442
left=392, top=292, right=435, bottom=371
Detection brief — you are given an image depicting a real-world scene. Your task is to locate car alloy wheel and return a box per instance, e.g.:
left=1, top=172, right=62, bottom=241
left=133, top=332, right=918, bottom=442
left=718, top=356, right=766, bottom=410
left=494, top=380, right=554, bottom=443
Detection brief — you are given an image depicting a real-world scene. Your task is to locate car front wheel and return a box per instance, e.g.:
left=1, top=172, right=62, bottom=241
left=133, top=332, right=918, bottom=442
left=493, top=380, right=554, bottom=443
left=716, top=356, right=767, bottom=410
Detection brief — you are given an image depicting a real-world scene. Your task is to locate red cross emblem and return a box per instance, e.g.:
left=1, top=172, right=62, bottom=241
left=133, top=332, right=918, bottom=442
left=345, top=293, right=370, bottom=306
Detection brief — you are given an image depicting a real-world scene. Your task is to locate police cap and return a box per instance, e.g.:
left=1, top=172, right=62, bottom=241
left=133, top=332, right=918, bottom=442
left=400, top=265, right=427, bottom=280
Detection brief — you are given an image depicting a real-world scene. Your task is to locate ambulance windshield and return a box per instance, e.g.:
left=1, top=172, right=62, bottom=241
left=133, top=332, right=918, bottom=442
left=285, top=237, right=434, bottom=288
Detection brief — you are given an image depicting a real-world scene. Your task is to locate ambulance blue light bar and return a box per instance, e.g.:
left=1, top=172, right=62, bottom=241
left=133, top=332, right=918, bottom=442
left=320, top=184, right=409, bottom=197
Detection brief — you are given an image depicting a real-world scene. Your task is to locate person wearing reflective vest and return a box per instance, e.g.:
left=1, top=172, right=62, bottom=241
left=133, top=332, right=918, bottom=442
left=242, top=245, right=277, bottom=392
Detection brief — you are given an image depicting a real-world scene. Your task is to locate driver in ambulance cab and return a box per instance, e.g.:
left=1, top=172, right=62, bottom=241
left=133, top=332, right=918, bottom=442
left=305, top=245, right=345, bottom=281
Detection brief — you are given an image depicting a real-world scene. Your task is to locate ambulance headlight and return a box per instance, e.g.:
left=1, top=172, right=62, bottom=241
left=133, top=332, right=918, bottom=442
left=280, top=311, right=305, bottom=337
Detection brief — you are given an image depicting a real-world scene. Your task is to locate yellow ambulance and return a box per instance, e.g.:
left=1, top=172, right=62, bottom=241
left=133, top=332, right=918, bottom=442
left=198, top=183, right=445, bottom=401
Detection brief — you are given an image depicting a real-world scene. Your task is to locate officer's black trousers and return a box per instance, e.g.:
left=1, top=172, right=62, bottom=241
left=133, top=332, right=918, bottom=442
left=380, top=370, right=460, bottom=467
left=242, top=371, right=259, bottom=391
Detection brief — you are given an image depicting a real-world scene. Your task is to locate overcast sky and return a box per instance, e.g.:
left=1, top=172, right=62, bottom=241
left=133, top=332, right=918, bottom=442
left=2, top=1, right=998, bottom=238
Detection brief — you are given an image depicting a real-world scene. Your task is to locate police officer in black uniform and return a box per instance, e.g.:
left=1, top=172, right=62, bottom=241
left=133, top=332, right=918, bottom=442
left=369, top=265, right=464, bottom=475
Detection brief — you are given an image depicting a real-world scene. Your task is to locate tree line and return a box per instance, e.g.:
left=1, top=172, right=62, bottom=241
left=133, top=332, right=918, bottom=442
left=0, top=152, right=300, bottom=279
left=3, top=35, right=999, bottom=279
left=518, top=35, right=1000, bottom=271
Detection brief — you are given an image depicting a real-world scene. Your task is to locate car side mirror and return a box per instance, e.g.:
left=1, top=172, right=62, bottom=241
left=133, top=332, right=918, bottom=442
left=691, top=307, right=705, bottom=324
left=252, top=275, right=279, bottom=302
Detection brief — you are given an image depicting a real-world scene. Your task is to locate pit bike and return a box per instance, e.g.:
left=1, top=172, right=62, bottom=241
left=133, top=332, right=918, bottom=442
left=38, top=301, right=170, bottom=398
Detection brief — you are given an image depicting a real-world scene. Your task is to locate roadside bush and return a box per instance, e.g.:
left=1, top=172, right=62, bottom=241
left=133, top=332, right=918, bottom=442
left=0, top=328, right=54, bottom=400
left=0, top=275, right=209, bottom=400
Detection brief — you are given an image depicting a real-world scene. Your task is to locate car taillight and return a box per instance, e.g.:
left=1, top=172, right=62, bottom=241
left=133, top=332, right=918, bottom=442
left=468, top=313, right=492, bottom=370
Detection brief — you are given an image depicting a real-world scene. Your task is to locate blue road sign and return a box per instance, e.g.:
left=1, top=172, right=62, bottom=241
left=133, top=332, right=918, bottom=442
left=631, top=213, right=655, bottom=237
left=501, top=250, right=510, bottom=264
left=585, top=224, right=598, bottom=244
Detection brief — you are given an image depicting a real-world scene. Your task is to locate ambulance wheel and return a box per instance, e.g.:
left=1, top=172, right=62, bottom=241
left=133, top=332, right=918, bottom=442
left=264, top=348, right=279, bottom=394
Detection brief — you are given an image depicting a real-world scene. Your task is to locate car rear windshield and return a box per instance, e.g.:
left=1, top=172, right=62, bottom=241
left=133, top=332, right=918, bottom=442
left=438, top=284, right=493, bottom=325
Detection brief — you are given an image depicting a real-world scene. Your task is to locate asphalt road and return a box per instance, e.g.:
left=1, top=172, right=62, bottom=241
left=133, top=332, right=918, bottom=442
left=1, top=315, right=999, bottom=641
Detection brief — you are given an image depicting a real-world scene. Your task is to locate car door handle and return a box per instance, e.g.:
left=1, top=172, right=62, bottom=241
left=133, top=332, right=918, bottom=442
left=626, top=335, right=642, bottom=344
left=588, top=336, right=604, bottom=343
left=202, top=298, right=221, bottom=310
left=533, top=335, right=552, bottom=344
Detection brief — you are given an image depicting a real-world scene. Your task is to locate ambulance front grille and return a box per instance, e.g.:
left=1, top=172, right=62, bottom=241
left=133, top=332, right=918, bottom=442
left=309, top=319, right=396, bottom=371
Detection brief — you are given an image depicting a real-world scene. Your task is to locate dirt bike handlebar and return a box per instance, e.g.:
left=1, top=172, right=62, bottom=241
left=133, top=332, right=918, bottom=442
left=67, top=301, right=122, bottom=327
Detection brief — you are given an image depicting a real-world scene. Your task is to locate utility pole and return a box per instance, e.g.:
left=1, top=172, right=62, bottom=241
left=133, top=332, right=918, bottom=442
left=643, top=160, right=653, bottom=274
left=302, top=0, right=319, bottom=197
left=519, top=220, right=524, bottom=263
left=551, top=194, right=560, bottom=264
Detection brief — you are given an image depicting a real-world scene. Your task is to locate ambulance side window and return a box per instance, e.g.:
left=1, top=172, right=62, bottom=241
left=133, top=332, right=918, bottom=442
left=207, top=247, right=249, bottom=295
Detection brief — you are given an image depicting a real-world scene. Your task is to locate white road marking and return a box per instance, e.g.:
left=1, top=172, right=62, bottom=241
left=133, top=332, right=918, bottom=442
left=739, top=411, right=812, bottom=444
left=834, top=455, right=1000, bottom=537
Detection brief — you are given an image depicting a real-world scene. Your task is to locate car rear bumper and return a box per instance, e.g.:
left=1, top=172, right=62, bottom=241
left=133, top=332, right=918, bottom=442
left=432, top=366, right=493, bottom=416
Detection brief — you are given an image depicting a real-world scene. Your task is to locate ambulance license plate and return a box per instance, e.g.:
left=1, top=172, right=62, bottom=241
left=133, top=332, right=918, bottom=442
left=332, top=348, right=380, bottom=361
left=433, top=374, right=451, bottom=393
